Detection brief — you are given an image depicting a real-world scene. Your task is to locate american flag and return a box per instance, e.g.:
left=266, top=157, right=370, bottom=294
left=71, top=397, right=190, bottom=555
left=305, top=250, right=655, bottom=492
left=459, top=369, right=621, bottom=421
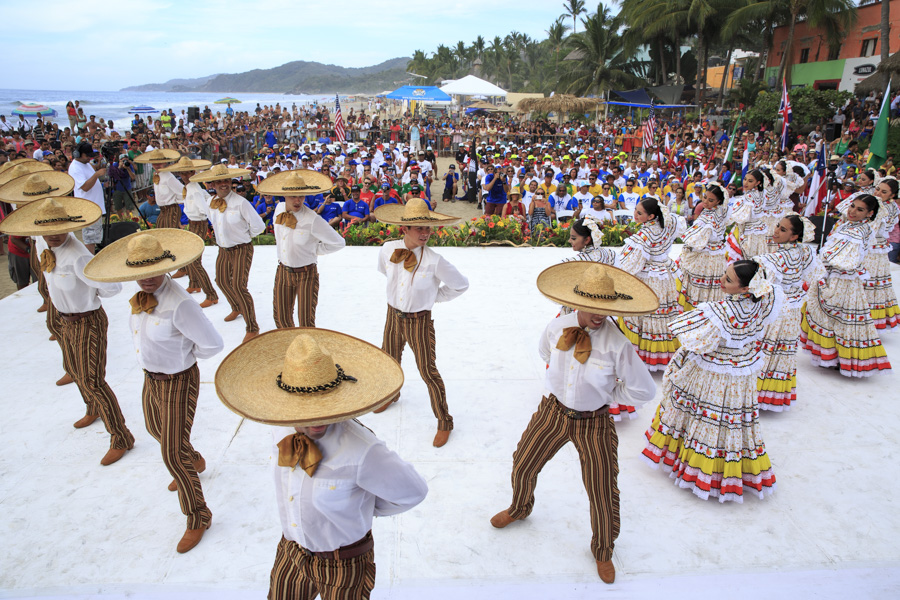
left=333, top=93, right=346, bottom=143
left=779, top=76, right=792, bottom=152
left=643, top=102, right=656, bottom=151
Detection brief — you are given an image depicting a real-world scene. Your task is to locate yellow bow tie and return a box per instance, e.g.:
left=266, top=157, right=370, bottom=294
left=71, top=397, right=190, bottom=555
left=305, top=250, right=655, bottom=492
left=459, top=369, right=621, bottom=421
left=276, top=212, right=297, bottom=229
left=130, top=291, right=159, bottom=315
left=40, top=249, right=56, bottom=273
left=556, top=327, right=592, bottom=364
left=390, top=248, right=417, bottom=272
left=181, top=187, right=187, bottom=200
left=277, top=432, right=323, bottom=477
left=210, top=196, right=228, bottom=213
left=152, top=173, right=160, bottom=185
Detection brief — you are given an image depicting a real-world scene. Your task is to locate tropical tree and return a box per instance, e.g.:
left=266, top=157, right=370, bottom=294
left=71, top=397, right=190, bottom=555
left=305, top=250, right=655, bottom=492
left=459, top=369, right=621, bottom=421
left=562, top=0, right=587, bottom=34
left=546, top=17, right=571, bottom=87
left=561, top=7, right=643, bottom=97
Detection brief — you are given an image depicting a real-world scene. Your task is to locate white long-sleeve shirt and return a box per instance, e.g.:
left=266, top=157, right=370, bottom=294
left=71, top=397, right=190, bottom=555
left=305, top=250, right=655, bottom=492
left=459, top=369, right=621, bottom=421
left=129, top=276, right=223, bottom=374
left=154, top=171, right=184, bottom=207
left=207, top=190, right=266, bottom=248
left=271, top=420, right=428, bottom=552
left=183, top=181, right=210, bottom=221
left=40, top=234, right=121, bottom=313
left=539, top=312, right=656, bottom=412
left=377, top=240, right=469, bottom=312
left=274, top=203, right=346, bottom=268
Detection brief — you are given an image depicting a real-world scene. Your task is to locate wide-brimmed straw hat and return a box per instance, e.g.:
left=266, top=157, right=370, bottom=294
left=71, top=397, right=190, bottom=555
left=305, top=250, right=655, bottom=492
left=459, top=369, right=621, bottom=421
left=373, top=198, right=460, bottom=227
left=537, top=262, right=659, bottom=316
left=0, top=160, right=54, bottom=188
left=133, top=148, right=181, bottom=164
left=256, top=169, right=333, bottom=196
left=83, top=229, right=205, bottom=283
left=158, top=156, right=212, bottom=173
left=0, top=171, right=75, bottom=204
left=215, top=329, right=404, bottom=427
left=0, top=158, right=39, bottom=176
left=0, top=197, right=101, bottom=236
left=189, top=163, right=251, bottom=183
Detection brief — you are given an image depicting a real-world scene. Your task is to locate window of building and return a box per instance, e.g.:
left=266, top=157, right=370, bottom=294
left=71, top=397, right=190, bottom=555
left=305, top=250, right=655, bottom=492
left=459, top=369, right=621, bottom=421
left=827, top=45, right=840, bottom=61
left=800, top=48, right=810, bottom=63
left=861, top=38, right=878, bottom=58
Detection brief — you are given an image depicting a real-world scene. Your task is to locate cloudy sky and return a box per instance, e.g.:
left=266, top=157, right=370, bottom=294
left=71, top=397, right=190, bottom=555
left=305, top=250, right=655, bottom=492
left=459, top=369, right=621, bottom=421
left=4, top=0, right=616, bottom=91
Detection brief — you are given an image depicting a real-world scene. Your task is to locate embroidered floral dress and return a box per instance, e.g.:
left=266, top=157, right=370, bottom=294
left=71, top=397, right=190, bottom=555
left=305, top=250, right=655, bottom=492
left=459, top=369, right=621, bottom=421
left=755, top=244, right=822, bottom=410
left=864, top=200, right=899, bottom=329
left=729, top=188, right=768, bottom=259
left=800, top=220, right=891, bottom=377
left=678, top=203, right=728, bottom=310
left=615, top=211, right=684, bottom=370
left=642, top=289, right=782, bottom=502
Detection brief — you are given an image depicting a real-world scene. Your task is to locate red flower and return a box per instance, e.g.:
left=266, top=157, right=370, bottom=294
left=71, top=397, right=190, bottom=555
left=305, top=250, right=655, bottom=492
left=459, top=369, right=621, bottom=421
left=488, top=222, right=495, bottom=228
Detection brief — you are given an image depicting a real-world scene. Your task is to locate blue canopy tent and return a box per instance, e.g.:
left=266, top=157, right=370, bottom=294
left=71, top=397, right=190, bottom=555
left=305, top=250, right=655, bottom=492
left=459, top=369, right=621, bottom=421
left=384, top=86, right=452, bottom=103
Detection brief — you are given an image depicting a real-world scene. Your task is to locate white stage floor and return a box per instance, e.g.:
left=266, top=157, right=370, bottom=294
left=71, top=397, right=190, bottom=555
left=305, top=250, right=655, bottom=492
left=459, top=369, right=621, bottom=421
left=1, top=246, right=899, bottom=600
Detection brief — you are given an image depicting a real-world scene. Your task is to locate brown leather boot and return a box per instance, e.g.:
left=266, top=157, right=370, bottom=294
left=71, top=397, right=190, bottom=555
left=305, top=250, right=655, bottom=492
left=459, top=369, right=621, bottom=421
left=37, top=302, right=48, bottom=313
left=56, top=374, right=74, bottom=386
left=186, top=287, right=201, bottom=294
left=224, top=311, right=240, bottom=322
left=596, top=560, right=615, bottom=584
left=199, top=298, right=218, bottom=308
left=373, top=397, right=398, bottom=414
left=100, top=447, right=128, bottom=466
left=433, top=429, right=451, bottom=448
left=172, top=268, right=187, bottom=279
left=73, top=413, right=99, bottom=428
left=490, top=509, right=522, bottom=529
left=176, top=521, right=211, bottom=553
left=242, top=331, right=260, bottom=344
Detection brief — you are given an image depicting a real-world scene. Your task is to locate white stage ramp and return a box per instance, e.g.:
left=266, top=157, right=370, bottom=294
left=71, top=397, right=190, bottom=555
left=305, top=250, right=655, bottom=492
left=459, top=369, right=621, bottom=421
left=1, top=246, right=898, bottom=599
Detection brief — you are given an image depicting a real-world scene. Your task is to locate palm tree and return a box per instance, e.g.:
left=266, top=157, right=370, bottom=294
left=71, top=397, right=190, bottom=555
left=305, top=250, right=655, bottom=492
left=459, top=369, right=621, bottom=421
left=562, top=0, right=586, bottom=34
left=881, top=0, right=891, bottom=89
left=561, top=8, right=643, bottom=97
left=546, top=16, right=571, bottom=87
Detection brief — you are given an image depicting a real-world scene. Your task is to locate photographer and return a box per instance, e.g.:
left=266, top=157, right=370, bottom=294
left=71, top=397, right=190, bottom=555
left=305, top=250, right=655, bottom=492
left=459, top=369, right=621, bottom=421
left=108, top=152, right=135, bottom=219
left=482, top=163, right=509, bottom=216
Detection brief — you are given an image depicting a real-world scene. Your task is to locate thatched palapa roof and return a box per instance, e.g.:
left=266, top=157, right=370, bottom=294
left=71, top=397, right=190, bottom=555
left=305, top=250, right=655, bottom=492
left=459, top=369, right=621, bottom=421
left=517, top=94, right=604, bottom=115
left=855, top=52, right=900, bottom=95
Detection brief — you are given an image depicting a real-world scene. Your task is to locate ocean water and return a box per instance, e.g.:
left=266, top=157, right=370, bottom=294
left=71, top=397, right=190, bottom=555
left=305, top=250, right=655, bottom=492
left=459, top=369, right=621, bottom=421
left=0, top=89, right=340, bottom=127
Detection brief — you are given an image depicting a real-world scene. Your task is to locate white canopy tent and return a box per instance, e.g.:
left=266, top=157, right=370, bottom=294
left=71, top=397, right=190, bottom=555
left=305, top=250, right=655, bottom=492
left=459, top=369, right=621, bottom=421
left=440, top=75, right=507, bottom=97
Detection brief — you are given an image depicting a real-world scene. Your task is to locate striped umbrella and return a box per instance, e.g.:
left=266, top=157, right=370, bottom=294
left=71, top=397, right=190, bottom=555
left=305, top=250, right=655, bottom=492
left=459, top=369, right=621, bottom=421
left=11, top=103, right=58, bottom=118
left=128, top=105, right=159, bottom=114
left=214, top=97, right=241, bottom=104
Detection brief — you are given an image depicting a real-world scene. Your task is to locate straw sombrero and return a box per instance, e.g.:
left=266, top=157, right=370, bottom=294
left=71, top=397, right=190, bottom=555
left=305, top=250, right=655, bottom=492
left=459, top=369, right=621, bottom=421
left=158, top=156, right=212, bottom=173
left=83, top=229, right=205, bottom=283
left=537, top=262, right=659, bottom=316
left=373, top=198, right=461, bottom=227
left=0, top=161, right=54, bottom=188
left=0, top=158, right=38, bottom=177
left=0, top=171, right=75, bottom=204
left=133, top=148, right=181, bottom=164
left=256, top=169, right=333, bottom=196
left=189, top=163, right=251, bottom=183
left=0, top=197, right=101, bottom=236
left=215, top=329, right=404, bottom=427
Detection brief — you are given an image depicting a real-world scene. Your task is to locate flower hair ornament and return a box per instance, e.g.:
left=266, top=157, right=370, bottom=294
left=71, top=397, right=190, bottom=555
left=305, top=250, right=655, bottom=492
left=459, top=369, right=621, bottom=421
left=584, top=217, right=603, bottom=247
left=799, top=215, right=816, bottom=243
left=707, top=181, right=727, bottom=196
left=748, top=262, right=774, bottom=297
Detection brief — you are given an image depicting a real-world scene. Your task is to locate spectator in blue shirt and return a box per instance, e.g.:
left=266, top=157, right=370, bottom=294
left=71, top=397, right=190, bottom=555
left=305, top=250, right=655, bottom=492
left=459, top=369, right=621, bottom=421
left=304, top=193, right=324, bottom=210
left=256, top=194, right=278, bottom=227
left=139, top=195, right=161, bottom=225
left=316, top=191, right=344, bottom=228
left=342, top=188, right=372, bottom=224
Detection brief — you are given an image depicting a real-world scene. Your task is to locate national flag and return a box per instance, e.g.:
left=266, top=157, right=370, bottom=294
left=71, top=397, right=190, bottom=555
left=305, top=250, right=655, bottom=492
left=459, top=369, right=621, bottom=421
left=779, top=76, right=792, bottom=152
left=723, top=113, right=742, bottom=165
left=725, top=226, right=743, bottom=265
left=804, top=141, right=828, bottom=216
left=866, top=77, right=892, bottom=170
left=643, top=103, right=656, bottom=154
left=664, top=126, right=671, bottom=152
left=741, top=143, right=750, bottom=182
left=333, top=94, right=346, bottom=143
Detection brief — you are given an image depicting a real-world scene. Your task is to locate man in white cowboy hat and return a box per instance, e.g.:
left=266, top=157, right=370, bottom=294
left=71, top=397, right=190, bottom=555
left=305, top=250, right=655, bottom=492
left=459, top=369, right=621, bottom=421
left=0, top=197, right=135, bottom=465
left=84, top=229, right=224, bottom=553
left=371, top=198, right=468, bottom=448
left=190, top=164, right=265, bottom=344
left=490, top=263, right=658, bottom=584
left=67, top=141, right=107, bottom=253
left=257, top=169, right=346, bottom=329
left=215, top=330, right=428, bottom=599
left=159, top=156, right=218, bottom=308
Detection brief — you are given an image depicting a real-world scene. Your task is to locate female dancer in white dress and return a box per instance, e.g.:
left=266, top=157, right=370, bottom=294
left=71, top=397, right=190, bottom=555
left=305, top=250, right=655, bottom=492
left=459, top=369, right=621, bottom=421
left=755, top=214, right=822, bottom=411
left=616, top=198, right=684, bottom=370
left=729, top=169, right=769, bottom=259
left=642, top=260, right=781, bottom=502
left=865, top=176, right=899, bottom=330
left=800, top=194, right=891, bottom=377
left=678, top=182, right=729, bottom=311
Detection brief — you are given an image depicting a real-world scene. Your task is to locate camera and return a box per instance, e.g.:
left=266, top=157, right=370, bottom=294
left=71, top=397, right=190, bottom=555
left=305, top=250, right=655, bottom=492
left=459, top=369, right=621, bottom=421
left=100, top=141, right=121, bottom=163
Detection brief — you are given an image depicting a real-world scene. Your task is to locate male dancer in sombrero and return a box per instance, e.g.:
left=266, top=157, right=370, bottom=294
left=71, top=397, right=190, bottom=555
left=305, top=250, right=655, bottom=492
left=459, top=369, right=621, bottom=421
left=215, top=329, right=428, bottom=599
left=84, top=228, right=223, bottom=553
left=0, top=196, right=134, bottom=465
left=372, top=198, right=468, bottom=448
left=490, top=263, right=658, bottom=583
left=190, top=164, right=265, bottom=343
left=257, top=169, right=346, bottom=328
left=136, top=148, right=186, bottom=275
left=159, top=156, right=219, bottom=308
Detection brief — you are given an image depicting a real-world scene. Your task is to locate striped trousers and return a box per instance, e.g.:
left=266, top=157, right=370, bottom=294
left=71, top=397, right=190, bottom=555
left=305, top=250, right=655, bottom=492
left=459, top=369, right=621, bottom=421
left=216, top=242, right=258, bottom=333
left=273, top=263, right=319, bottom=329
left=58, top=308, right=134, bottom=450
left=268, top=536, right=376, bottom=600
left=381, top=305, right=452, bottom=431
left=141, top=363, right=211, bottom=530
left=156, top=204, right=182, bottom=229
left=507, top=395, right=620, bottom=562
left=185, top=220, right=218, bottom=301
